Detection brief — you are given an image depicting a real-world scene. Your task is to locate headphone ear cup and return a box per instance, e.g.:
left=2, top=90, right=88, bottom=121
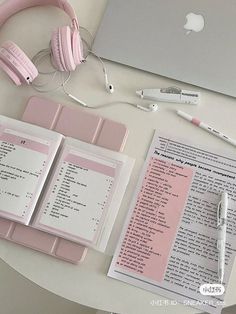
left=51, top=30, right=65, bottom=71
left=0, top=58, right=21, bottom=86
left=71, top=29, right=84, bottom=65
left=0, top=41, right=38, bottom=85
left=59, top=26, right=76, bottom=71
left=51, top=26, right=83, bottom=72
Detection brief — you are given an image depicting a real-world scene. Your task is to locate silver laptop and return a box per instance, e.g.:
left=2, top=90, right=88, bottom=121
left=92, top=0, right=236, bottom=97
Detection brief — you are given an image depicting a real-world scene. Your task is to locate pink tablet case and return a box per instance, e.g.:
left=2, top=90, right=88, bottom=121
left=0, top=96, right=128, bottom=263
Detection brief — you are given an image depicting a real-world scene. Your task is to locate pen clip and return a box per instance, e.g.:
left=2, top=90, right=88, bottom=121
left=160, top=86, right=181, bottom=95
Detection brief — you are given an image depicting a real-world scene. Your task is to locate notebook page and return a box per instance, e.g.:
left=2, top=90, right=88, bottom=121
left=0, top=115, right=63, bottom=225
left=108, top=132, right=236, bottom=314
left=33, top=138, right=134, bottom=251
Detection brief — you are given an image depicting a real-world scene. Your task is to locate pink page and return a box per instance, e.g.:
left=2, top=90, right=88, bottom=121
left=116, top=157, right=193, bottom=282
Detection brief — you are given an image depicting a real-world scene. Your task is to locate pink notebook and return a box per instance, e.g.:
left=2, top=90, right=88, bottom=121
left=0, top=96, right=128, bottom=263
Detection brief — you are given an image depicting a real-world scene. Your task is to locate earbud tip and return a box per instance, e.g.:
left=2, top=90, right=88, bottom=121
left=108, top=84, right=114, bottom=94
left=149, top=103, right=158, bottom=112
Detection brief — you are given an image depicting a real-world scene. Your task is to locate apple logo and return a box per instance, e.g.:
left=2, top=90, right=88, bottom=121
left=184, top=13, right=205, bottom=35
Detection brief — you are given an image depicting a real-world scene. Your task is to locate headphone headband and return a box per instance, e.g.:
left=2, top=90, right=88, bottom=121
left=0, top=0, right=79, bottom=29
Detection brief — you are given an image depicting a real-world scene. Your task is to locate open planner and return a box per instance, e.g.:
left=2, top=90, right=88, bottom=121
left=109, top=131, right=236, bottom=314
left=0, top=115, right=134, bottom=252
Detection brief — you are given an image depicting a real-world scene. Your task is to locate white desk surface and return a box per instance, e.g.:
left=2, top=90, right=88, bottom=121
left=0, top=1, right=236, bottom=313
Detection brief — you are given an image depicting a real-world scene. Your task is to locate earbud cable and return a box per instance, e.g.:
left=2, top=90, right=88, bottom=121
left=61, top=84, right=140, bottom=109
left=30, top=26, right=156, bottom=111
left=30, top=27, right=111, bottom=94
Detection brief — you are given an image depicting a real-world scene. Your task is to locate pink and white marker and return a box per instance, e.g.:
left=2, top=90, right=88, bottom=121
left=176, top=110, right=236, bottom=147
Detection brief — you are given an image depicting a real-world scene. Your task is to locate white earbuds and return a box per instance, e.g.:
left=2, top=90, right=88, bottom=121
left=106, top=83, right=114, bottom=93
left=104, top=73, right=114, bottom=94
left=88, top=50, right=114, bottom=94
left=63, top=90, right=158, bottom=112
left=136, top=103, right=158, bottom=112
left=63, top=50, right=157, bottom=111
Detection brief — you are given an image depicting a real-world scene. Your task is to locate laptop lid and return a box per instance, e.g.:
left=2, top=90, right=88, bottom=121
left=92, top=0, right=236, bottom=97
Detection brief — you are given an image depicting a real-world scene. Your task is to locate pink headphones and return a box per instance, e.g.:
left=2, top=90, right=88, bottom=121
left=0, top=0, right=84, bottom=86
left=0, top=0, right=158, bottom=111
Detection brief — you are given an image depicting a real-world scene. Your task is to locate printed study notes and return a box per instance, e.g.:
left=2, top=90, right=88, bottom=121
left=108, top=131, right=236, bottom=314
left=33, top=138, right=134, bottom=251
left=0, top=115, right=134, bottom=252
left=0, top=115, right=62, bottom=225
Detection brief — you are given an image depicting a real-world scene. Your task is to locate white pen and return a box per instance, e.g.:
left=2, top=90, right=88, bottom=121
left=176, top=110, right=236, bottom=147
left=136, top=86, right=200, bottom=105
left=217, top=192, right=228, bottom=284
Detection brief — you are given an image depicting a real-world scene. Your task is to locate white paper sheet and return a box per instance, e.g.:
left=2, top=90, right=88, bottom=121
left=108, top=132, right=236, bottom=314
left=34, top=138, right=135, bottom=252
left=0, top=116, right=63, bottom=224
